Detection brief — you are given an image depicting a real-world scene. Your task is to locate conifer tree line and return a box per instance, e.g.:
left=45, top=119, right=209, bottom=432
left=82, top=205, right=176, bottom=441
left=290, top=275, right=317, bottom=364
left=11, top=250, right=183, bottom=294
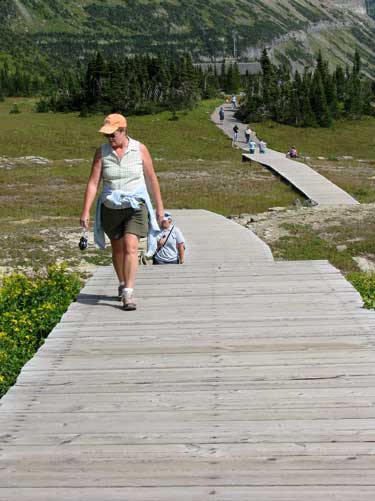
left=0, top=61, right=46, bottom=99
left=2, top=48, right=374, bottom=128
left=236, top=49, right=375, bottom=127
left=34, top=52, right=223, bottom=116
left=0, top=50, right=241, bottom=109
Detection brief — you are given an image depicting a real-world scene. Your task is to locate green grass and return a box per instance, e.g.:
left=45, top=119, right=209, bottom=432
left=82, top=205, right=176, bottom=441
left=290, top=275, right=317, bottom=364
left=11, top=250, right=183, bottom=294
left=253, top=117, right=375, bottom=159
left=252, top=117, right=375, bottom=203
left=347, top=272, right=375, bottom=309
left=272, top=223, right=358, bottom=273
left=0, top=98, right=245, bottom=161
left=0, top=97, right=300, bottom=218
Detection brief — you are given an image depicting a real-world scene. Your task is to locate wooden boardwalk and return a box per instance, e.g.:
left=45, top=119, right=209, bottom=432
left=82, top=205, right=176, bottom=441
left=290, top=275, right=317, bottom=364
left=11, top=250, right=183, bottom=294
left=1, top=210, right=375, bottom=500
left=213, top=104, right=359, bottom=206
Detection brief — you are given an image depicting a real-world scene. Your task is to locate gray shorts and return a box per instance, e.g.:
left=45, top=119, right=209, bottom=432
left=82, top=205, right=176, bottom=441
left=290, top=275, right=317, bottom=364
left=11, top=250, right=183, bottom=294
left=101, top=202, right=148, bottom=240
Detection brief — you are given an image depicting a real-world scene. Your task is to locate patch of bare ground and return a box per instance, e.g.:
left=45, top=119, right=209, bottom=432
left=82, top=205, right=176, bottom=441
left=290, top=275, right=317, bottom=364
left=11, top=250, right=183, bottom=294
left=306, top=158, right=375, bottom=203
left=232, top=203, right=375, bottom=273
left=0, top=217, right=110, bottom=277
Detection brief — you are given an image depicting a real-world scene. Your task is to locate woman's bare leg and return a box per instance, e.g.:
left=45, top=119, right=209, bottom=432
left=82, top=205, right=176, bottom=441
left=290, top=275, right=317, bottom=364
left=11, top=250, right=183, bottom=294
left=123, top=233, right=139, bottom=289
left=110, top=237, right=125, bottom=283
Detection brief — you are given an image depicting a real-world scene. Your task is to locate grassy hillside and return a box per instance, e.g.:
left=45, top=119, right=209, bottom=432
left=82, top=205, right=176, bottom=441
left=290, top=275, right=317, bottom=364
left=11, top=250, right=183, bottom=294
left=1, top=0, right=375, bottom=77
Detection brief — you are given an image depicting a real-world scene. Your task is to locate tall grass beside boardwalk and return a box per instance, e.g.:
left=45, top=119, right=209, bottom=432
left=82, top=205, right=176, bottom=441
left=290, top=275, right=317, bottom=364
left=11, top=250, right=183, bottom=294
left=252, top=118, right=375, bottom=159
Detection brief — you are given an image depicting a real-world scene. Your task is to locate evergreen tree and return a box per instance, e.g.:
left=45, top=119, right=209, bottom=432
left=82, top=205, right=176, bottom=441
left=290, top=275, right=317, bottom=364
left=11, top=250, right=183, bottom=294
left=232, top=63, right=241, bottom=93
left=238, top=49, right=373, bottom=128
left=273, top=65, right=291, bottom=123
left=224, top=65, right=233, bottom=93
left=219, top=61, right=226, bottom=90
left=225, top=63, right=241, bottom=94
left=85, top=52, right=107, bottom=108
left=353, top=49, right=361, bottom=77
left=310, top=71, right=332, bottom=127
left=345, top=74, right=363, bottom=119
left=301, top=94, right=318, bottom=127
left=106, top=61, right=126, bottom=112
left=200, top=65, right=219, bottom=99
left=260, top=48, right=275, bottom=106
left=361, top=79, right=374, bottom=116
left=334, top=65, right=346, bottom=102
left=326, top=74, right=339, bottom=118
left=287, top=71, right=303, bottom=126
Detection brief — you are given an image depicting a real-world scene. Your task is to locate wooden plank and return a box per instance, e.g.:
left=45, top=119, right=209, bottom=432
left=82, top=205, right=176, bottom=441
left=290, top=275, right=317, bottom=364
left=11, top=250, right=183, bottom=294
left=4, top=388, right=375, bottom=414
left=13, top=362, right=375, bottom=387
left=3, top=426, right=375, bottom=447
left=0, top=486, right=375, bottom=501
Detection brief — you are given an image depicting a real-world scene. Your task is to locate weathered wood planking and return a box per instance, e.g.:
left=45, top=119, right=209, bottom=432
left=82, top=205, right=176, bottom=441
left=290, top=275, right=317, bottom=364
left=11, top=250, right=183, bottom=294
left=1, top=209, right=375, bottom=500
left=212, top=105, right=359, bottom=205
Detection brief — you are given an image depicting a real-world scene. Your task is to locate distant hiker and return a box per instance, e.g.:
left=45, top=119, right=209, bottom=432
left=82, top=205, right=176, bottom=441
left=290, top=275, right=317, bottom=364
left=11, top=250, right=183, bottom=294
left=259, top=139, right=267, bottom=154
left=219, top=107, right=225, bottom=122
left=287, top=146, right=298, bottom=158
left=249, top=140, right=256, bottom=154
left=245, top=126, right=252, bottom=143
left=80, top=113, right=164, bottom=311
left=231, top=95, right=237, bottom=110
left=232, top=124, right=239, bottom=145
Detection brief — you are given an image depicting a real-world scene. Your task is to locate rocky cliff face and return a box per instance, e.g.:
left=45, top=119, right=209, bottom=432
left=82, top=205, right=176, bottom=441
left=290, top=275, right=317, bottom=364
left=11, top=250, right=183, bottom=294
left=333, top=0, right=368, bottom=15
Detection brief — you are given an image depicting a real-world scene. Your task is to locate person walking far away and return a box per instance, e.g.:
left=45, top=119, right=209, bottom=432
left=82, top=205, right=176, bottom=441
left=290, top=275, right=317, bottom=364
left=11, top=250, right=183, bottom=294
left=249, top=140, right=256, bottom=154
left=219, top=106, right=225, bottom=123
left=153, top=212, right=185, bottom=265
left=259, top=139, right=267, bottom=154
left=245, top=126, right=252, bottom=144
left=232, top=124, right=239, bottom=146
left=231, top=94, right=237, bottom=110
left=80, top=113, right=164, bottom=311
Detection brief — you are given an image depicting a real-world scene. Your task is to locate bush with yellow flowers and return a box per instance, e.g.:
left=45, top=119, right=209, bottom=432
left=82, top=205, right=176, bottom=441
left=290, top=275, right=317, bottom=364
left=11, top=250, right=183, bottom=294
left=347, top=272, right=375, bottom=310
left=0, top=265, right=81, bottom=397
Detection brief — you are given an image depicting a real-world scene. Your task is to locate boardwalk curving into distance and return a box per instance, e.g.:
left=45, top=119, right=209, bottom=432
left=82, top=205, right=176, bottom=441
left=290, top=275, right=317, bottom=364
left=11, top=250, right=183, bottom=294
left=213, top=104, right=359, bottom=206
left=1, top=210, right=375, bottom=500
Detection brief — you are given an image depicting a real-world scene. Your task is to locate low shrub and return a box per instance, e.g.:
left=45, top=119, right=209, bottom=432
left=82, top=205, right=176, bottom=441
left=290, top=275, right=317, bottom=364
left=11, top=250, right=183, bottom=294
left=0, top=265, right=81, bottom=397
left=9, top=104, right=20, bottom=114
left=347, top=272, right=375, bottom=309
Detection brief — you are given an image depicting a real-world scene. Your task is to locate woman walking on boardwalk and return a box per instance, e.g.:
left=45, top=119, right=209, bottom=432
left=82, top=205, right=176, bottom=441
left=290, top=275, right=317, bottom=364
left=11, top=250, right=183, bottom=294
left=80, top=113, right=164, bottom=311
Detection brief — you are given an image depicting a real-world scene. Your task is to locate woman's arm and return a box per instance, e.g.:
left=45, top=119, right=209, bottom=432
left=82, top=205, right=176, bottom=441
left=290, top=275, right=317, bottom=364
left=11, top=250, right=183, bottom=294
left=140, top=143, right=164, bottom=226
left=80, top=147, right=102, bottom=229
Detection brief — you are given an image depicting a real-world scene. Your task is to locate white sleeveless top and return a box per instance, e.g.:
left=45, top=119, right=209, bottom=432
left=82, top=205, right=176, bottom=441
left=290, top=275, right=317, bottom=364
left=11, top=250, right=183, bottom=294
left=101, top=137, right=145, bottom=194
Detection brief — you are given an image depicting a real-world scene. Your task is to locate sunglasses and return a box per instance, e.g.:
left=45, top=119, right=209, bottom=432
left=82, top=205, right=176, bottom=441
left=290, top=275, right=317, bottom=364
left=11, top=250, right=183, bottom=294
left=105, top=132, right=117, bottom=138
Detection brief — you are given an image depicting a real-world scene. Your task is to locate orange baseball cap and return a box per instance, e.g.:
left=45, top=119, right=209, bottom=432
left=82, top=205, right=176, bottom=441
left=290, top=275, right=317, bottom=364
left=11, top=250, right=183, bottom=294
left=99, top=113, right=127, bottom=134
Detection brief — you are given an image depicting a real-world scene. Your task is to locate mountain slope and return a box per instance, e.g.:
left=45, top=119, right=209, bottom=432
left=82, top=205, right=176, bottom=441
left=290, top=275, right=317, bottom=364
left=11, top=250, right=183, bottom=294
left=1, top=0, right=375, bottom=77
